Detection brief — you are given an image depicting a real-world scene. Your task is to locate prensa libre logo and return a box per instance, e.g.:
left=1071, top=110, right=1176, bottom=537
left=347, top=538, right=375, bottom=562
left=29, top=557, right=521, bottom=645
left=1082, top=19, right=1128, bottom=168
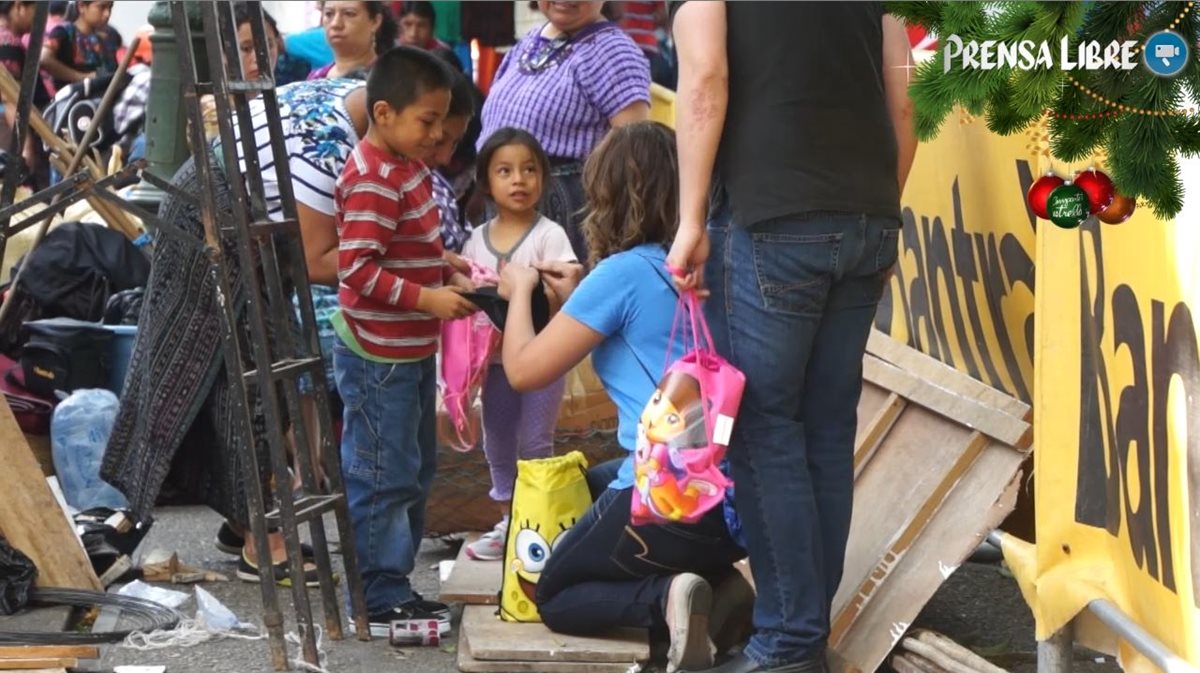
left=942, top=35, right=1141, bottom=73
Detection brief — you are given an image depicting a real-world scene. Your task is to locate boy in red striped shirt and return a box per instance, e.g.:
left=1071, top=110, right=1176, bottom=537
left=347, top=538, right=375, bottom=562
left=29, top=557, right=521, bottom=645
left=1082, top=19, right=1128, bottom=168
left=331, top=46, right=475, bottom=637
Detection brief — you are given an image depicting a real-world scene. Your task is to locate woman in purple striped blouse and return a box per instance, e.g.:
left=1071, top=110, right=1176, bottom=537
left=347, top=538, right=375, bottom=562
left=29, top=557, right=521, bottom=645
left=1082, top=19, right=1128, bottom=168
left=478, top=0, right=651, bottom=261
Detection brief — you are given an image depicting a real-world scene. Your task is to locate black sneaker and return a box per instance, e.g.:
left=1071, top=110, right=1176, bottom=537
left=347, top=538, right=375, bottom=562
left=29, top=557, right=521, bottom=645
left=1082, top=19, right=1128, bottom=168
left=236, top=549, right=332, bottom=588
left=357, top=600, right=452, bottom=638
left=412, top=592, right=451, bottom=620
left=216, top=522, right=317, bottom=558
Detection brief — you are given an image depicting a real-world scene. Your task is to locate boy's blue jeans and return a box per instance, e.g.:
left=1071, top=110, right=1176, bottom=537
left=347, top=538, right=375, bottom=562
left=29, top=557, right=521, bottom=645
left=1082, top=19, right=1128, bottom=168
left=704, top=195, right=901, bottom=667
left=333, top=341, right=438, bottom=614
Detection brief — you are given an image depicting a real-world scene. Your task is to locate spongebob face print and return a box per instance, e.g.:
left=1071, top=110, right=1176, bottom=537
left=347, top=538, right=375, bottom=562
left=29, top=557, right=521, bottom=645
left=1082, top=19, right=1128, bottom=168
left=499, top=451, right=592, bottom=623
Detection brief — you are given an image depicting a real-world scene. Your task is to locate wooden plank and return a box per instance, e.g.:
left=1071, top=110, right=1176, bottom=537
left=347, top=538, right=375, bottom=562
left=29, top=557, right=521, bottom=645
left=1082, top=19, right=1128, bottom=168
left=862, top=355, right=1030, bottom=448
left=853, top=392, right=906, bottom=478
left=458, top=629, right=635, bottom=673
left=0, top=646, right=98, bottom=659
left=441, top=534, right=502, bottom=606
left=831, top=432, right=991, bottom=645
left=0, top=400, right=101, bottom=590
left=865, top=330, right=1029, bottom=419
left=833, top=449, right=1023, bottom=670
left=461, top=605, right=648, bottom=664
left=839, top=405, right=976, bottom=606
left=0, top=659, right=76, bottom=670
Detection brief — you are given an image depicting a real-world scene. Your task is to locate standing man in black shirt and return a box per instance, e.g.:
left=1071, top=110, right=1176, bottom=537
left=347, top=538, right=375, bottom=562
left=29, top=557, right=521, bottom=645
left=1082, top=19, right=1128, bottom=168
left=667, top=3, right=917, bottom=673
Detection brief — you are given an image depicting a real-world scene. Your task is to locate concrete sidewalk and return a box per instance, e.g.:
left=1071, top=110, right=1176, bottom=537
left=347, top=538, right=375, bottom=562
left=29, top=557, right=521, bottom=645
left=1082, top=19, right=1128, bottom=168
left=86, top=506, right=1120, bottom=673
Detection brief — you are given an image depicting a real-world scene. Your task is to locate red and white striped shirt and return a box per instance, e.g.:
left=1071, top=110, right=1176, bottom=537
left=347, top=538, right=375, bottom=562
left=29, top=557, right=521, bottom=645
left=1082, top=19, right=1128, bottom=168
left=335, top=140, right=451, bottom=360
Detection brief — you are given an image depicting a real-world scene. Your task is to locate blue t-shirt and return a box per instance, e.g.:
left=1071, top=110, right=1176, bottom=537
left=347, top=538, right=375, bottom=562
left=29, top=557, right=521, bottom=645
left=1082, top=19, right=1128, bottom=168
left=563, top=244, right=681, bottom=490
left=285, top=27, right=335, bottom=71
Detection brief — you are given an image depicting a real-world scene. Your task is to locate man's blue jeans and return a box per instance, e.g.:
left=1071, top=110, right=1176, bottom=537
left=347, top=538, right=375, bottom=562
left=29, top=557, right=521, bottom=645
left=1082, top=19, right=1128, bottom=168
left=333, top=342, right=438, bottom=614
left=704, top=199, right=900, bottom=666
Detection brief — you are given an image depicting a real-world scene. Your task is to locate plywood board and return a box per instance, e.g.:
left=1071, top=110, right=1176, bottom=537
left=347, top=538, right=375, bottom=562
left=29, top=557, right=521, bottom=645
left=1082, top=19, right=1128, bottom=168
left=460, top=606, right=648, bottom=664
left=822, top=335, right=1030, bottom=673
left=458, top=628, right=634, bottom=673
left=0, top=400, right=101, bottom=590
left=440, top=534, right=502, bottom=605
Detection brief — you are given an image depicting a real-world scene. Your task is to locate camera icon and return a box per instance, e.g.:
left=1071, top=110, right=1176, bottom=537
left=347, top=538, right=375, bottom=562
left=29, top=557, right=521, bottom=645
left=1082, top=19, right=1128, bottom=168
left=1154, top=43, right=1180, bottom=65
left=1143, top=30, right=1189, bottom=77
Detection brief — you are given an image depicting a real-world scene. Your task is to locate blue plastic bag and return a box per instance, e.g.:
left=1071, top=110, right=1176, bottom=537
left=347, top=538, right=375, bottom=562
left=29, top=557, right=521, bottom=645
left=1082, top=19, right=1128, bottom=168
left=51, top=389, right=128, bottom=512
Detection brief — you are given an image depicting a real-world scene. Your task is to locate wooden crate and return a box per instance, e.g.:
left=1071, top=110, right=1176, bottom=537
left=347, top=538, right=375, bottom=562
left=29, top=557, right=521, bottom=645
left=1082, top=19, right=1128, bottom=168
left=828, top=331, right=1031, bottom=673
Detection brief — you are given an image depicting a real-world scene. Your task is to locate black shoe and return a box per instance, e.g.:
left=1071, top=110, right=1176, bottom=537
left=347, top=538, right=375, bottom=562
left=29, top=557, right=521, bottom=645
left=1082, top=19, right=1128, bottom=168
left=681, top=652, right=828, bottom=673
left=412, top=592, right=451, bottom=620
left=356, top=600, right=453, bottom=638
left=236, top=550, right=330, bottom=588
left=216, top=522, right=317, bottom=558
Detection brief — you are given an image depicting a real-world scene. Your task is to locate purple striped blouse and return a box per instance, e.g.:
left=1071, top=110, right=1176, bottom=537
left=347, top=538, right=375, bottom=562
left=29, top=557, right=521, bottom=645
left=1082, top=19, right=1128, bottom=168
left=478, top=22, right=651, bottom=161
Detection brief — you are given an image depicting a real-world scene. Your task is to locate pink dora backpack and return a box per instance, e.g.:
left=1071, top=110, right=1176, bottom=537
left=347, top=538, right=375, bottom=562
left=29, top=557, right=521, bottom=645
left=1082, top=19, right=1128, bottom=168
left=438, top=260, right=500, bottom=452
left=631, top=287, right=746, bottom=526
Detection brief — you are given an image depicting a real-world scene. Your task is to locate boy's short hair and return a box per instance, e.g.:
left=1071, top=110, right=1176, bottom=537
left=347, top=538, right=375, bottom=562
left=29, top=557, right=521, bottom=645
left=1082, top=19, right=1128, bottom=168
left=366, top=46, right=455, bottom=122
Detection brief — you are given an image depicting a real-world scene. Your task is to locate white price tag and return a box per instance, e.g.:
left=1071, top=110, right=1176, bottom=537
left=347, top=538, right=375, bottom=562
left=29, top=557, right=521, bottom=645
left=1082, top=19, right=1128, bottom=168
left=713, top=414, right=734, bottom=446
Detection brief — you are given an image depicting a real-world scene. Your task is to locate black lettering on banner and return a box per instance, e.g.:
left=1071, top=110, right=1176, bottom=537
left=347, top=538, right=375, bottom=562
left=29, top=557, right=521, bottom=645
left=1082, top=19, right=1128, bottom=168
left=1074, top=216, right=1199, bottom=599
left=876, top=161, right=1037, bottom=402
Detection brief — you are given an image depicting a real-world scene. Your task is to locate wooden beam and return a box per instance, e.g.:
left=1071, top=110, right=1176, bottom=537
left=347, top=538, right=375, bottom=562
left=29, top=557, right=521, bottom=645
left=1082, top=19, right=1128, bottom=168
left=0, top=399, right=101, bottom=590
left=854, top=392, right=906, bottom=478
left=0, top=646, right=98, bottom=660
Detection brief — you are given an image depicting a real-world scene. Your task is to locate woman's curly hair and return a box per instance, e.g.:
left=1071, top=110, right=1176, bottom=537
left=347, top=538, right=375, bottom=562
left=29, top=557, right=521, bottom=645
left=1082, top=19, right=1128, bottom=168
left=581, top=122, right=679, bottom=267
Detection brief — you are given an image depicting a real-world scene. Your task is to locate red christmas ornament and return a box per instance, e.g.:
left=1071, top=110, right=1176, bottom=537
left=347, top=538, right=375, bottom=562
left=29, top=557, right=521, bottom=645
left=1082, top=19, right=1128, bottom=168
left=1073, top=168, right=1116, bottom=214
left=1027, top=173, right=1065, bottom=219
left=1097, top=192, right=1136, bottom=224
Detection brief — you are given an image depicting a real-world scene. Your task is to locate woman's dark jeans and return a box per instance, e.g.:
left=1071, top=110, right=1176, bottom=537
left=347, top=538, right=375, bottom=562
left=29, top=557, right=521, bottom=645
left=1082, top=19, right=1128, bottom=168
left=536, top=459, right=746, bottom=635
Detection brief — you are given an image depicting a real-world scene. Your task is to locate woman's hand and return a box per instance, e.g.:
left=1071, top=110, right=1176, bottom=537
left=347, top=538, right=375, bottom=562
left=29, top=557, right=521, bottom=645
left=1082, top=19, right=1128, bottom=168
left=498, top=263, right=540, bottom=300
left=533, top=261, right=584, bottom=305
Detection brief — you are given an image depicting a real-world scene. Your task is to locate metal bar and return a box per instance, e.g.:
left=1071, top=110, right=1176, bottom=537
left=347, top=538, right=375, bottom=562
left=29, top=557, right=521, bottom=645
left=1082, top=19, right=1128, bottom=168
left=1038, top=621, right=1073, bottom=673
left=0, top=171, right=89, bottom=224
left=247, top=0, right=368, bottom=641
left=136, top=168, right=200, bottom=207
left=202, top=1, right=320, bottom=666
left=0, top=1, right=49, bottom=254
left=170, top=3, right=290, bottom=669
left=989, top=529, right=1196, bottom=673
left=0, top=36, right=142, bottom=327
left=6, top=167, right=141, bottom=238
left=1087, top=600, right=1198, bottom=673
left=239, top=0, right=364, bottom=644
left=90, top=184, right=208, bottom=257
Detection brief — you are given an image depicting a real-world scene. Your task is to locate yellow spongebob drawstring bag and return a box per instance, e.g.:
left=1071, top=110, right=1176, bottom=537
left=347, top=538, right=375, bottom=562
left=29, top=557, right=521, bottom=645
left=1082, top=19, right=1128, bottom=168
left=499, top=450, right=591, bottom=622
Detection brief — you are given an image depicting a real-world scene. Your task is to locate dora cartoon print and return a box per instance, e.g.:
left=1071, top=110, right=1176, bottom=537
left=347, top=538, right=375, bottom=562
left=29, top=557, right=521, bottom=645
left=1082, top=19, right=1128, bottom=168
left=633, top=370, right=723, bottom=524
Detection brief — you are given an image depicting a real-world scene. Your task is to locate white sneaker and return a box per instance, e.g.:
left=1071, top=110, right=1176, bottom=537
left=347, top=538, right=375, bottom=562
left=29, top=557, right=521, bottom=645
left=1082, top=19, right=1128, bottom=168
left=465, top=518, right=508, bottom=561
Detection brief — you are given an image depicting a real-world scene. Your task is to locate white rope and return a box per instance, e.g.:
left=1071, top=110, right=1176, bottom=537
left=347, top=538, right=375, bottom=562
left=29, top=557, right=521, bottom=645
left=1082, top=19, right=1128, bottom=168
left=123, top=619, right=332, bottom=673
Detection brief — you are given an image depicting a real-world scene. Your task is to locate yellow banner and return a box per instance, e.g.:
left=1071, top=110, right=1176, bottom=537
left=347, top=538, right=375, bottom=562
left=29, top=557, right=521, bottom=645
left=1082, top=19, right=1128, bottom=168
left=895, top=109, right=1199, bottom=671
left=1028, top=150, right=1200, bottom=670
left=877, top=109, right=1038, bottom=403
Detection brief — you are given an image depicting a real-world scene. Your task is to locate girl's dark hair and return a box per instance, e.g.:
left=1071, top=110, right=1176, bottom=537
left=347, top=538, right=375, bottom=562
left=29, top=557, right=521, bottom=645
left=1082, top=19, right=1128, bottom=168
left=364, top=1, right=399, bottom=55
left=447, top=68, right=476, bottom=119
left=0, top=1, right=33, bottom=16
left=475, top=128, right=551, bottom=198
left=582, top=122, right=679, bottom=267
left=399, top=1, right=436, bottom=24
left=233, top=3, right=279, bottom=38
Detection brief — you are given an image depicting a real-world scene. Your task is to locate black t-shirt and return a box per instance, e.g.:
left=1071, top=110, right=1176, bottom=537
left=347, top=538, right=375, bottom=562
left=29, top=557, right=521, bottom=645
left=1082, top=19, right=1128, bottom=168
left=671, top=1, right=900, bottom=226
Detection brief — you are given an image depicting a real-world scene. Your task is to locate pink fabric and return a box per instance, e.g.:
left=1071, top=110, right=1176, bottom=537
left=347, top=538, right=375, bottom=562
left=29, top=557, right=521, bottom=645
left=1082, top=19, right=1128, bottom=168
left=439, top=260, right=500, bottom=451
left=631, top=290, right=746, bottom=525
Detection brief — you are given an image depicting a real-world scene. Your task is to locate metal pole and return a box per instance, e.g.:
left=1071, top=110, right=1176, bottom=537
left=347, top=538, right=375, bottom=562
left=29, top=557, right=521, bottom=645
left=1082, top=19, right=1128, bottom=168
left=1038, top=620, right=1074, bottom=673
left=1088, top=599, right=1199, bottom=673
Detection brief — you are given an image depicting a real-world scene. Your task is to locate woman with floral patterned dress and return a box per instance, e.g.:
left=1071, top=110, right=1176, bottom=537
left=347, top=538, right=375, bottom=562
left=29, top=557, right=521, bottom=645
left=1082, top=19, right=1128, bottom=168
left=103, top=77, right=371, bottom=588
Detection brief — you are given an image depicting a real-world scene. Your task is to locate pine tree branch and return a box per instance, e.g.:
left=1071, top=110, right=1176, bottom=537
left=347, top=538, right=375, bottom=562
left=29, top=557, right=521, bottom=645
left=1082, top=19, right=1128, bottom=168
left=882, top=1, right=945, bottom=31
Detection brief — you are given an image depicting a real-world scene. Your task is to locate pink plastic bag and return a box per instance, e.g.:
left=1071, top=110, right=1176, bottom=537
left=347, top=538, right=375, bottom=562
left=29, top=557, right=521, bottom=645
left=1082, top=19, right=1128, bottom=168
left=631, top=289, right=745, bottom=525
left=439, top=261, right=500, bottom=452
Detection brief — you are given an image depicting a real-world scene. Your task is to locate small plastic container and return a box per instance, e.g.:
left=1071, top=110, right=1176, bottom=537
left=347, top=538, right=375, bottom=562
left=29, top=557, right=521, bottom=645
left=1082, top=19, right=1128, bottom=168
left=101, top=325, right=137, bottom=395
